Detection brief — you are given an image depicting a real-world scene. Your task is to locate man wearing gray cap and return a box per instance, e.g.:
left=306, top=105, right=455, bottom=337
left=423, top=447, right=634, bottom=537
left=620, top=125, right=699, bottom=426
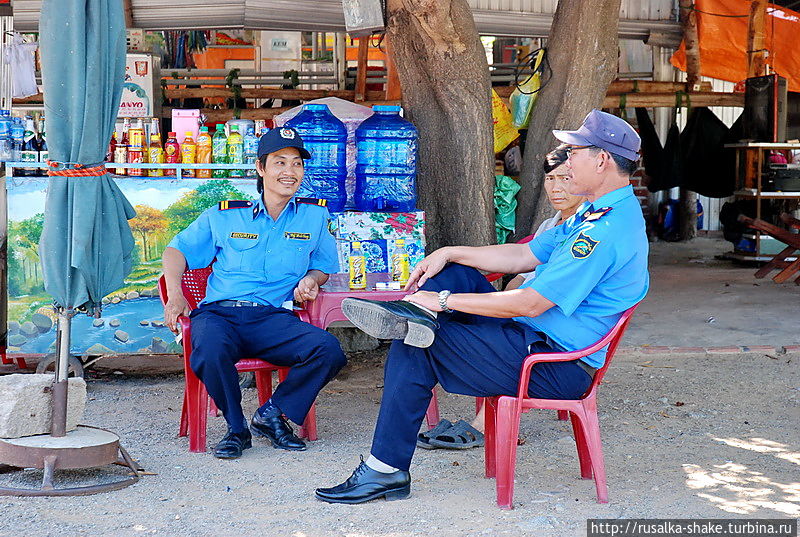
left=316, top=109, right=650, bottom=504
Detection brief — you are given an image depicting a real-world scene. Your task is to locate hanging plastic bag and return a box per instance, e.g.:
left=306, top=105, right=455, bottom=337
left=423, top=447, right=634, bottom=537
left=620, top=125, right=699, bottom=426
left=509, top=48, right=547, bottom=129
left=494, top=174, right=521, bottom=244
left=491, top=89, right=519, bottom=154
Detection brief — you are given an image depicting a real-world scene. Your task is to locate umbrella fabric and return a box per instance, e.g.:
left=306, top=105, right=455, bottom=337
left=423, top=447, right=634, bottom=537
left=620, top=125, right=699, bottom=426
left=37, top=0, right=136, bottom=312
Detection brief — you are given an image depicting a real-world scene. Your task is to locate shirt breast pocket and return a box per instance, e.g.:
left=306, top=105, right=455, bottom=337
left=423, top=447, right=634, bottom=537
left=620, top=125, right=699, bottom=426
left=284, top=238, right=315, bottom=276
left=225, top=236, right=263, bottom=272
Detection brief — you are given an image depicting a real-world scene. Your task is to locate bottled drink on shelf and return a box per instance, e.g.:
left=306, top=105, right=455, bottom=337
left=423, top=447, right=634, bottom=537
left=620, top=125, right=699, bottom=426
left=243, top=126, right=258, bottom=178
left=147, top=131, right=164, bottom=177
left=10, top=117, right=24, bottom=164
left=212, top=125, right=228, bottom=178
left=391, top=239, right=410, bottom=286
left=114, top=127, right=128, bottom=176
left=164, top=131, right=181, bottom=177
left=227, top=125, right=244, bottom=178
left=128, top=147, right=145, bottom=176
left=107, top=132, right=117, bottom=163
left=20, top=117, right=39, bottom=176
left=0, top=110, right=13, bottom=162
left=348, top=242, right=367, bottom=290
left=181, top=131, right=197, bottom=178
left=196, top=126, right=213, bottom=179
left=37, top=117, right=48, bottom=169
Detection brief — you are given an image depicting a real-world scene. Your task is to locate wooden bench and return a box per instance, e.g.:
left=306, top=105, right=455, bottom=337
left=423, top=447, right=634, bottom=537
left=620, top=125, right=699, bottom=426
left=738, top=213, right=800, bottom=284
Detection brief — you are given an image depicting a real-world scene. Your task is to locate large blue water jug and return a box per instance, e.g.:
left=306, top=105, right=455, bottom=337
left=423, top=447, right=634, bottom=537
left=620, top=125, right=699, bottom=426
left=354, top=105, right=417, bottom=212
left=285, top=104, right=348, bottom=212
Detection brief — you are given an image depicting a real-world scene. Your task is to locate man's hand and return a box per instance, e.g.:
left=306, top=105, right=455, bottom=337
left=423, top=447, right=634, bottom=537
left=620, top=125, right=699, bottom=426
left=294, top=275, right=320, bottom=303
left=404, top=248, right=450, bottom=291
left=403, top=290, right=442, bottom=312
left=164, top=294, right=190, bottom=334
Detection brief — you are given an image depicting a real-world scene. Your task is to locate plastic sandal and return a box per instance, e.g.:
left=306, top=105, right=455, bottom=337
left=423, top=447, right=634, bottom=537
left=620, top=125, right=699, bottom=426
left=428, top=419, right=485, bottom=449
left=416, top=419, right=453, bottom=450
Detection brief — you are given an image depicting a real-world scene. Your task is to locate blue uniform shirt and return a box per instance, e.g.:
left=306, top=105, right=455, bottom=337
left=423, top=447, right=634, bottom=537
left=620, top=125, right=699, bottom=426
left=514, top=185, right=649, bottom=368
left=167, top=196, right=339, bottom=307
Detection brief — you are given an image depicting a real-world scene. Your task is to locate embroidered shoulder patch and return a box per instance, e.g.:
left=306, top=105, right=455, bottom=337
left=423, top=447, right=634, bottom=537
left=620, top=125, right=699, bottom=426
left=219, top=200, right=253, bottom=211
left=571, top=232, right=600, bottom=259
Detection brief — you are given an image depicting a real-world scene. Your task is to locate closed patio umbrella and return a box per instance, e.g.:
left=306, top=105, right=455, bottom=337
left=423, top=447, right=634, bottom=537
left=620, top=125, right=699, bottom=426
left=38, top=0, right=135, bottom=436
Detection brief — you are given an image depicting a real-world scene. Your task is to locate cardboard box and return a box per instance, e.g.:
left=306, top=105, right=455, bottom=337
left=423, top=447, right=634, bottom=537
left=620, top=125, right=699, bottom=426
left=332, top=211, right=425, bottom=273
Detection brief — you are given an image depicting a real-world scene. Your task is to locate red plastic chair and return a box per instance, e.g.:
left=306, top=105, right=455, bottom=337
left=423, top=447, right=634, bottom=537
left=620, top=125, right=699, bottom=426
left=485, top=304, right=639, bottom=508
left=158, top=267, right=317, bottom=453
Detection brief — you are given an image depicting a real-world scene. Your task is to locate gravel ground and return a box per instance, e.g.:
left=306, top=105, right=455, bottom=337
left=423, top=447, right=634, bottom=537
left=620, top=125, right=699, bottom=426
left=0, top=347, right=797, bottom=537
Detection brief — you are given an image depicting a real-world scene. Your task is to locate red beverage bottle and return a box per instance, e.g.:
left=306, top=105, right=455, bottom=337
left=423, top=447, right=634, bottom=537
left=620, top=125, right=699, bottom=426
left=164, top=132, right=182, bottom=177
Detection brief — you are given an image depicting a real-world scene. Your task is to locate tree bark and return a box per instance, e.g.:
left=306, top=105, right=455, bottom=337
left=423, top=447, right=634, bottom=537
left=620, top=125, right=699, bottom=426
left=386, top=0, right=494, bottom=250
left=514, top=0, right=622, bottom=240
left=678, top=0, right=700, bottom=241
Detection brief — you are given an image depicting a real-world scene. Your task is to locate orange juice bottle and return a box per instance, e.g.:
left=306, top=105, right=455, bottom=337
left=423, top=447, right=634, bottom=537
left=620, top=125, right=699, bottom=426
left=181, top=131, right=197, bottom=178
left=196, top=127, right=213, bottom=178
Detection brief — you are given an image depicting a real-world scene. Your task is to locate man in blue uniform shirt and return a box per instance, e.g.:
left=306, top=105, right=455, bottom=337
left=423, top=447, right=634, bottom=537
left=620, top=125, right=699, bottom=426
left=162, top=127, right=346, bottom=459
left=315, top=109, right=649, bottom=503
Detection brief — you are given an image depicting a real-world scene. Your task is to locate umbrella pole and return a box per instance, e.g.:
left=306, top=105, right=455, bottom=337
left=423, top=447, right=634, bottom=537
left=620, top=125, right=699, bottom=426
left=51, top=309, right=71, bottom=437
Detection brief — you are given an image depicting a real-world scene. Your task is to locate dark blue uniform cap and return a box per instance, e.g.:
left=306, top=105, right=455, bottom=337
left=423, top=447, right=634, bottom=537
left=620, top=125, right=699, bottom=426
left=257, top=127, right=312, bottom=159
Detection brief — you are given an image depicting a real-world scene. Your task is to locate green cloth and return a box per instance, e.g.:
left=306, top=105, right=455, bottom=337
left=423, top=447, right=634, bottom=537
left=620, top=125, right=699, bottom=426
left=494, top=174, right=521, bottom=244
left=38, top=0, right=136, bottom=312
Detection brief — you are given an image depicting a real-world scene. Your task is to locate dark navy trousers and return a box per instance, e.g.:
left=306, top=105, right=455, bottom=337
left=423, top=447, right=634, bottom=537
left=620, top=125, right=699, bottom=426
left=370, top=263, right=592, bottom=471
left=189, top=303, right=346, bottom=432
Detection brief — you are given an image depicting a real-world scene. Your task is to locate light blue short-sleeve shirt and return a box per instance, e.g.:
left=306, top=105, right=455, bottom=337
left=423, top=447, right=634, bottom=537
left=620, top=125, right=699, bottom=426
left=167, top=196, right=339, bottom=307
left=514, top=185, right=649, bottom=368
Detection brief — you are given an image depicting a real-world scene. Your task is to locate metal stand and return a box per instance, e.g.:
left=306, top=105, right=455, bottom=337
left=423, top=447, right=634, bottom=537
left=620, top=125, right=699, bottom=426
left=0, top=426, right=140, bottom=496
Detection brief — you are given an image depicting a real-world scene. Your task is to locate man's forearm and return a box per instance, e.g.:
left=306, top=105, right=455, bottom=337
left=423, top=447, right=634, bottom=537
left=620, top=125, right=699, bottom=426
left=446, top=287, right=554, bottom=319
left=445, top=243, right=540, bottom=274
left=162, top=247, right=188, bottom=293
left=306, top=269, right=329, bottom=287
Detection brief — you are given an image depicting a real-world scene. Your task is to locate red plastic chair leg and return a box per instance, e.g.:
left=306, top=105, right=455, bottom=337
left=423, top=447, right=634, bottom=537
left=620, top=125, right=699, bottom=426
left=254, top=369, right=273, bottom=406
left=186, top=371, right=209, bottom=453
left=495, top=397, right=521, bottom=510
left=579, top=401, right=608, bottom=503
left=300, top=403, right=318, bottom=441
left=484, top=397, right=498, bottom=478
left=570, top=411, right=593, bottom=479
left=209, top=398, right=220, bottom=417
left=557, top=410, right=569, bottom=421
left=179, top=390, right=189, bottom=437
left=475, top=397, right=485, bottom=414
left=425, top=388, right=440, bottom=429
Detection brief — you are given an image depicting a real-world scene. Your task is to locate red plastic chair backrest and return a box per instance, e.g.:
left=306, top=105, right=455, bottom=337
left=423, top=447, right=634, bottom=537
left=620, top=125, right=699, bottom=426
left=157, top=266, right=214, bottom=311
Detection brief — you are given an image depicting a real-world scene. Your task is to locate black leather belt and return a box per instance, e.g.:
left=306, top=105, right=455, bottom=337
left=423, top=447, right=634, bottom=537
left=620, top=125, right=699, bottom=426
left=216, top=300, right=266, bottom=307
left=575, top=360, right=598, bottom=377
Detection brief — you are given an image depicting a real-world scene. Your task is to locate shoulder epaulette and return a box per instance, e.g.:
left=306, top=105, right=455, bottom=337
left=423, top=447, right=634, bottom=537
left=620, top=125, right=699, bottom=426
left=583, top=206, right=613, bottom=222
left=218, top=200, right=253, bottom=211
left=296, top=197, right=328, bottom=208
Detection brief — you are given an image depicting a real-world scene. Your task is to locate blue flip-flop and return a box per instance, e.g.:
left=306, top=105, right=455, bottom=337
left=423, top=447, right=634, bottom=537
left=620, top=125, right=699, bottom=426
left=428, top=419, right=484, bottom=449
left=416, top=419, right=453, bottom=450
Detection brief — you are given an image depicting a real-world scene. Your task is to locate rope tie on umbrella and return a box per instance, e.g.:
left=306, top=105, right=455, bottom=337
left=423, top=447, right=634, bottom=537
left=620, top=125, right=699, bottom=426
left=46, top=160, right=107, bottom=177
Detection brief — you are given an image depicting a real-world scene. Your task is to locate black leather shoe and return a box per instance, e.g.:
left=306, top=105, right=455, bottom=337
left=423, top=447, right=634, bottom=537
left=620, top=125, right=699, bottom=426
left=250, top=410, right=307, bottom=451
left=315, top=460, right=411, bottom=504
left=213, top=428, right=252, bottom=459
left=341, top=298, right=438, bottom=348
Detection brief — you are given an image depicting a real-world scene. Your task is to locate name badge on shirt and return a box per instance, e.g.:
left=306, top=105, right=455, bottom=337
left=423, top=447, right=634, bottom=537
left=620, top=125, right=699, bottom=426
left=284, top=232, right=311, bottom=240
left=230, top=232, right=259, bottom=240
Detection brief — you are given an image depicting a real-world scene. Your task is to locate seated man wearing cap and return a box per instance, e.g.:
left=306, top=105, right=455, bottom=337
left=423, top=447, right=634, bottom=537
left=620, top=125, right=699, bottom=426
left=162, top=127, right=346, bottom=459
left=315, top=109, right=649, bottom=504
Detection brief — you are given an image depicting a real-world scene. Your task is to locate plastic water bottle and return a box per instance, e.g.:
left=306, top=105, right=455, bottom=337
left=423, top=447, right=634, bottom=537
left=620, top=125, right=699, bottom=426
left=0, top=110, right=12, bottom=161
left=243, top=127, right=258, bottom=178
left=285, top=103, right=347, bottom=212
left=355, top=105, right=418, bottom=212
left=10, top=118, right=24, bottom=163
left=212, top=125, right=228, bottom=178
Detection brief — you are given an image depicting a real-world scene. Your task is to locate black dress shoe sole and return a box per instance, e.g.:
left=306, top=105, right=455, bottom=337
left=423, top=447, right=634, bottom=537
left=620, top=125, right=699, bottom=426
left=315, top=484, right=411, bottom=504
left=213, top=437, right=252, bottom=459
left=249, top=424, right=308, bottom=451
left=341, top=299, right=435, bottom=348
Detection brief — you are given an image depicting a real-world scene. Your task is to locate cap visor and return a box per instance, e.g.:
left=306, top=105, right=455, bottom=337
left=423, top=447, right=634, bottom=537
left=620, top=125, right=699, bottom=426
left=552, top=129, right=593, bottom=146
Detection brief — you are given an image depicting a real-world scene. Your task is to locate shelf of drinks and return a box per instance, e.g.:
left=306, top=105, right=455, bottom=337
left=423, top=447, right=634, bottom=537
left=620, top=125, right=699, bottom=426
left=3, top=162, right=258, bottom=179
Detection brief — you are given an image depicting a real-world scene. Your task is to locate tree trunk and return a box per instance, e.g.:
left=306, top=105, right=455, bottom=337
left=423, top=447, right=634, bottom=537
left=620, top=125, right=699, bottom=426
left=678, top=0, right=700, bottom=241
left=386, top=0, right=494, bottom=250
left=514, top=0, right=622, bottom=239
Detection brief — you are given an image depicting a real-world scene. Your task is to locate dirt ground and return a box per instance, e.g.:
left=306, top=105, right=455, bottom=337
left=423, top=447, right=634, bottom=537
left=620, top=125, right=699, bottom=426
left=0, top=237, right=798, bottom=536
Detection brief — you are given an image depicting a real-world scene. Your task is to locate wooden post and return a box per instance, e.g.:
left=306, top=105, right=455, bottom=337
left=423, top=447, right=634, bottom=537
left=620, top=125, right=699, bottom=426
left=747, top=0, right=769, bottom=78
left=678, top=0, right=700, bottom=240
left=123, top=0, right=134, bottom=28
left=355, top=37, right=369, bottom=102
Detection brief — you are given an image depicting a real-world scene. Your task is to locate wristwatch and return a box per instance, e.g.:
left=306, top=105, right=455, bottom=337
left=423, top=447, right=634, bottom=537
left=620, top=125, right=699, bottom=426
left=438, top=290, right=454, bottom=313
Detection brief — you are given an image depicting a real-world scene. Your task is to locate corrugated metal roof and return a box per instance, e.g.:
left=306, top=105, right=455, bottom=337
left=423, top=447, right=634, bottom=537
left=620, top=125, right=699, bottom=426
left=13, top=0, right=679, bottom=37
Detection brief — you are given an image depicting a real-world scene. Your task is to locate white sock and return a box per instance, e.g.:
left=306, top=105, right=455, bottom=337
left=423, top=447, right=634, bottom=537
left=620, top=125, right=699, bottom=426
left=365, top=455, right=399, bottom=474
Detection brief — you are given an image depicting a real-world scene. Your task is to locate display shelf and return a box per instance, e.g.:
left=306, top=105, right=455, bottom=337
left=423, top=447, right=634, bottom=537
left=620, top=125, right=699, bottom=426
left=3, top=161, right=258, bottom=180
left=734, top=189, right=800, bottom=199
